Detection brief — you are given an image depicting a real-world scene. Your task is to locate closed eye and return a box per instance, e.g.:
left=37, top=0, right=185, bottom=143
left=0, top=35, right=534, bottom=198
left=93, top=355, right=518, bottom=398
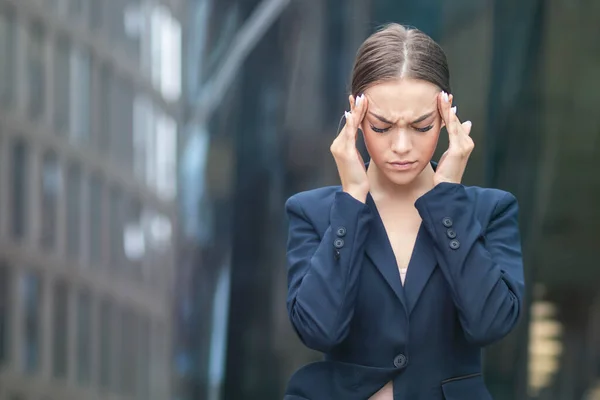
left=370, top=125, right=390, bottom=133
left=414, top=124, right=434, bottom=132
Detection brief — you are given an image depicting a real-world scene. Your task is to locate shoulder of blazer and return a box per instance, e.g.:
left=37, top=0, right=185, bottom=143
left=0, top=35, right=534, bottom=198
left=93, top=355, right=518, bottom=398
left=461, top=185, right=518, bottom=222
left=285, top=184, right=516, bottom=230
left=285, top=185, right=344, bottom=233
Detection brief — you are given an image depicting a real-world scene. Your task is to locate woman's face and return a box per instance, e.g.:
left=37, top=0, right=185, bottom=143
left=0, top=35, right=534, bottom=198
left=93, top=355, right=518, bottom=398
left=361, top=78, right=443, bottom=186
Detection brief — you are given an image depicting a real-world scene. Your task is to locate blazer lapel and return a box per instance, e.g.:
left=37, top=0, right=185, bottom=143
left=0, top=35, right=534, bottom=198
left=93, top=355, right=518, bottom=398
left=364, top=194, right=408, bottom=313
left=361, top=160, right=439, bottom=316
left=403, top=225, right=438, bottom=315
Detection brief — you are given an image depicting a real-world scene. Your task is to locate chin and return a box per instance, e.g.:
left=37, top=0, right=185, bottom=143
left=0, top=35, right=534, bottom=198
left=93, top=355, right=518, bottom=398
left=384, top=170, right=421, bottom=186
left=377, top=161, right=431, bottom=187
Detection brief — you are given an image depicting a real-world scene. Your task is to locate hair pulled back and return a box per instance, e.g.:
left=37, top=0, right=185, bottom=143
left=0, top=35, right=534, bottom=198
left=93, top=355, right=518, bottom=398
left=351, top=24, right=450, bottom=96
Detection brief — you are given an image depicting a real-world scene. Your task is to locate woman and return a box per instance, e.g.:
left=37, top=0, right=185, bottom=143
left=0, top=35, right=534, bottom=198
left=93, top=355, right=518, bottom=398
left=283, top=23, right=524, bottom=400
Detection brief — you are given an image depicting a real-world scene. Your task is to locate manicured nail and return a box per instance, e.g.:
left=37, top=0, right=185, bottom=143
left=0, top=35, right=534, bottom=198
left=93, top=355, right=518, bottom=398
left=464, top=121, right=472, bottom=128
left=356, top=95, right=362, bottom=107
left=443, top=92, right=449, bottom=103
left=345, top=111, right=350, bottom=119
left=451, top=106, right=457, bottom=114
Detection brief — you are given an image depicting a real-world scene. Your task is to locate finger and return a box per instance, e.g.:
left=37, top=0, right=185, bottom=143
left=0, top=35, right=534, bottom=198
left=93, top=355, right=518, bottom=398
left=357, top=94, right=368, bottom=122
left=344, top=111, right=355, bottom=132
left=446, top=94, right=459, bottom=135
left=446, top=96, right=467, bottom=137
left=438, top=91, right=452, bottom=128
left=462, top=121, right=472, bottom=136
left=348, top=95, right=356, bottom=112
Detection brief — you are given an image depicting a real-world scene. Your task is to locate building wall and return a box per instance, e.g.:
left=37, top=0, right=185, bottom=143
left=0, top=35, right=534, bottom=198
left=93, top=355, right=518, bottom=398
left=0, top=0, right=181, bottom=399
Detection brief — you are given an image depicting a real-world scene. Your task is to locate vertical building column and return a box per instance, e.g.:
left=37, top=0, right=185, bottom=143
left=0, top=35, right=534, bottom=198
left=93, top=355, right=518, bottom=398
left=101, top=176, right=111, bottom=270
left=110, top=305, right=122, bottom=393
left=55, top=158, right=67, bottom=260
left=90, top=293, right=100, bottom=389
left=40, top=272, right=54, bottom=380
left=42, top=17, right=54, bottom=128
left=27, top=142, right=41, bottom=250
left=80, top=169, right=91, bottom=268
left=9, top=266, right=22, bottom=373
left=14, top=9, right=27, bottom=117
left=0, top=133, right=8, bottom=239
left=67, top=283, right=77, bottom=384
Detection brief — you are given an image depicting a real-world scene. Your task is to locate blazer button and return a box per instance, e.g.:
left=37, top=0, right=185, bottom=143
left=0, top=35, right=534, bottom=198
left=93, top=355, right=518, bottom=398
left=393, top=354, right=408, bottom=368
left=446, top=229, right=457, bottom=239
left=334, top=238, right=344, bottom=249
left=449, top=239, right=460, bottom=250
left=336, top=227, right=347, bottom=237
left=442, top=217, right=453, bottom=228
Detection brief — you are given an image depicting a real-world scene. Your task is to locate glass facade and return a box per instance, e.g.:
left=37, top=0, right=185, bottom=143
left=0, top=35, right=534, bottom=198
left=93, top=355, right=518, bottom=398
left=178, top=0, right=600, bottom=399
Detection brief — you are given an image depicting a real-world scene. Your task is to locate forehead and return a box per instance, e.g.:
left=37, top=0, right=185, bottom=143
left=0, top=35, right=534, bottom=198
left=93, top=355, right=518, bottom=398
left=364, top=79, right=440, bottom=117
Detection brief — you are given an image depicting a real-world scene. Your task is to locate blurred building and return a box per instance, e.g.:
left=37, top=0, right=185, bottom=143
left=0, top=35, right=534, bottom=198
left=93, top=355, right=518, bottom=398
left=0, top=0, right=182, bottom=399
left=182, top=0, right=600, bottom=400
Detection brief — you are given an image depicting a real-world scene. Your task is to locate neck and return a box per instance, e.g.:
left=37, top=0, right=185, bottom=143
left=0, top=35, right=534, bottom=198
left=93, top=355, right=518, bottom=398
left=367, top=161, right=435, bottom=203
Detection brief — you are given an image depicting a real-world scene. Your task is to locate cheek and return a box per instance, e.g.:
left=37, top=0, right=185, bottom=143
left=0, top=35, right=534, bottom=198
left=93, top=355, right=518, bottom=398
left=362, top=130, right=385, bottom=159
left=419, top=129, right=441, bottom=155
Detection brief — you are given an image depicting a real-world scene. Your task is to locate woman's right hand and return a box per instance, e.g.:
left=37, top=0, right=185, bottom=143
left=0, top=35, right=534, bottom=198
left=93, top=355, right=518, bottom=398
left=330, top=94, right=369, bottom=203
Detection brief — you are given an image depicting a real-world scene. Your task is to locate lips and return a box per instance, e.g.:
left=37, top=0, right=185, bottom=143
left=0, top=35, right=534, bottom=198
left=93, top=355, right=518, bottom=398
left=388, top=161, right=417, bottom=170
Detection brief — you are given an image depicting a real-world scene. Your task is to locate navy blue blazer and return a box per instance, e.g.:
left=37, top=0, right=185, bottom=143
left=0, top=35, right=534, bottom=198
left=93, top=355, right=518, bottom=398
left=283, top=180, right=524, bottom=400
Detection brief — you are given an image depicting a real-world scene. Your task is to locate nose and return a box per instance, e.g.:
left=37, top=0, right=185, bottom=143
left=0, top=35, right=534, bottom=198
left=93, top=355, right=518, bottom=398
left=390, top=129, right=412, bottom=155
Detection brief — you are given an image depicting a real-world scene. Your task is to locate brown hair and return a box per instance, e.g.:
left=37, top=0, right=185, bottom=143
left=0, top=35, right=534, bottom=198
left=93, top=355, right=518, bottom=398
left=351, top=23, right=450, bottom=96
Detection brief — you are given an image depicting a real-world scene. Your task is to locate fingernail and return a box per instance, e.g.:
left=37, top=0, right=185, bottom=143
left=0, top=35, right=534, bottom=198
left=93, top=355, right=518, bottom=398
left=465, top=121, right=472, bottom=128
left=356, top=95, right=361, bottom=107
left=451, top=106, right=457, bottom=114
left=345, top=111, right=350, bottom=119
left=443, top=92, right=449, bottom=103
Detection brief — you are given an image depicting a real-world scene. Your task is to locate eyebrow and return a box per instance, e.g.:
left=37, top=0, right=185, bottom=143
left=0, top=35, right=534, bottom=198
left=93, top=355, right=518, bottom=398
left=369, top=110, right=435, bottom=125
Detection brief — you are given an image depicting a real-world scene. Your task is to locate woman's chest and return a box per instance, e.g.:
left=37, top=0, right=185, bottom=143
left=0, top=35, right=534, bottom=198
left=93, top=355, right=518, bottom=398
left=378, top=211, right=422, bottom=274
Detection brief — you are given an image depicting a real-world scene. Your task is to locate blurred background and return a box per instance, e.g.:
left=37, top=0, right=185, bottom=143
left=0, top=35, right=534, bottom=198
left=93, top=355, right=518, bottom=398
left=0, top=0, right=599, bottom=399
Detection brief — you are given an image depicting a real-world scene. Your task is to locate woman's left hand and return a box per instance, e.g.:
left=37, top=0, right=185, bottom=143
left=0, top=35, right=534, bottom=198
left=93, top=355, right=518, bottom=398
left=433, top=91, right=474, bottom=186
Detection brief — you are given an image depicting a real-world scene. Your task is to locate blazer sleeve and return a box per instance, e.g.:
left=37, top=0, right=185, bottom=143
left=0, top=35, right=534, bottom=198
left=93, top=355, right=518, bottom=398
left=414, top=183, right=525, bottom=346
left=285, top=192, right=373, bottom=352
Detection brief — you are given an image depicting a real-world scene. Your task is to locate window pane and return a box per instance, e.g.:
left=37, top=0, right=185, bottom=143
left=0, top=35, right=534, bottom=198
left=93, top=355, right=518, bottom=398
left=40, top=152, right=61, bottom=249
left=76, top=290, right=91, bottom=384
left=54, top=36, right=70, bottom=134
left=124, top=199, right=143, bottom=277
left=89, top=0, right=103, bottom=31
left=11, top=139, right=28, bottom=240
left=66, top=164, right=81, bottom=259
left=98, top=65, right=111, bottom=155
left=0, top=5, right=16, bottom=107
left=0, top=262, right=10, bottom=365
left=110, top=76, right=134, bottom=169
left=27, top=22, right=45, bottom=120
left=70, top=47, right=91, bottom=143
left=21, top=272, right=41, bottom=374
left=154, top=112, right=177, bottom=200
left=52, top=280, right=68, bottom=379
left=89, top=175, right=103, bottom=265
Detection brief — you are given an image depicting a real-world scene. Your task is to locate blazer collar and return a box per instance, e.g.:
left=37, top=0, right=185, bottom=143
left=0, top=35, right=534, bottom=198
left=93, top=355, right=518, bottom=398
left=363, top=160, right=439, bottom=315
